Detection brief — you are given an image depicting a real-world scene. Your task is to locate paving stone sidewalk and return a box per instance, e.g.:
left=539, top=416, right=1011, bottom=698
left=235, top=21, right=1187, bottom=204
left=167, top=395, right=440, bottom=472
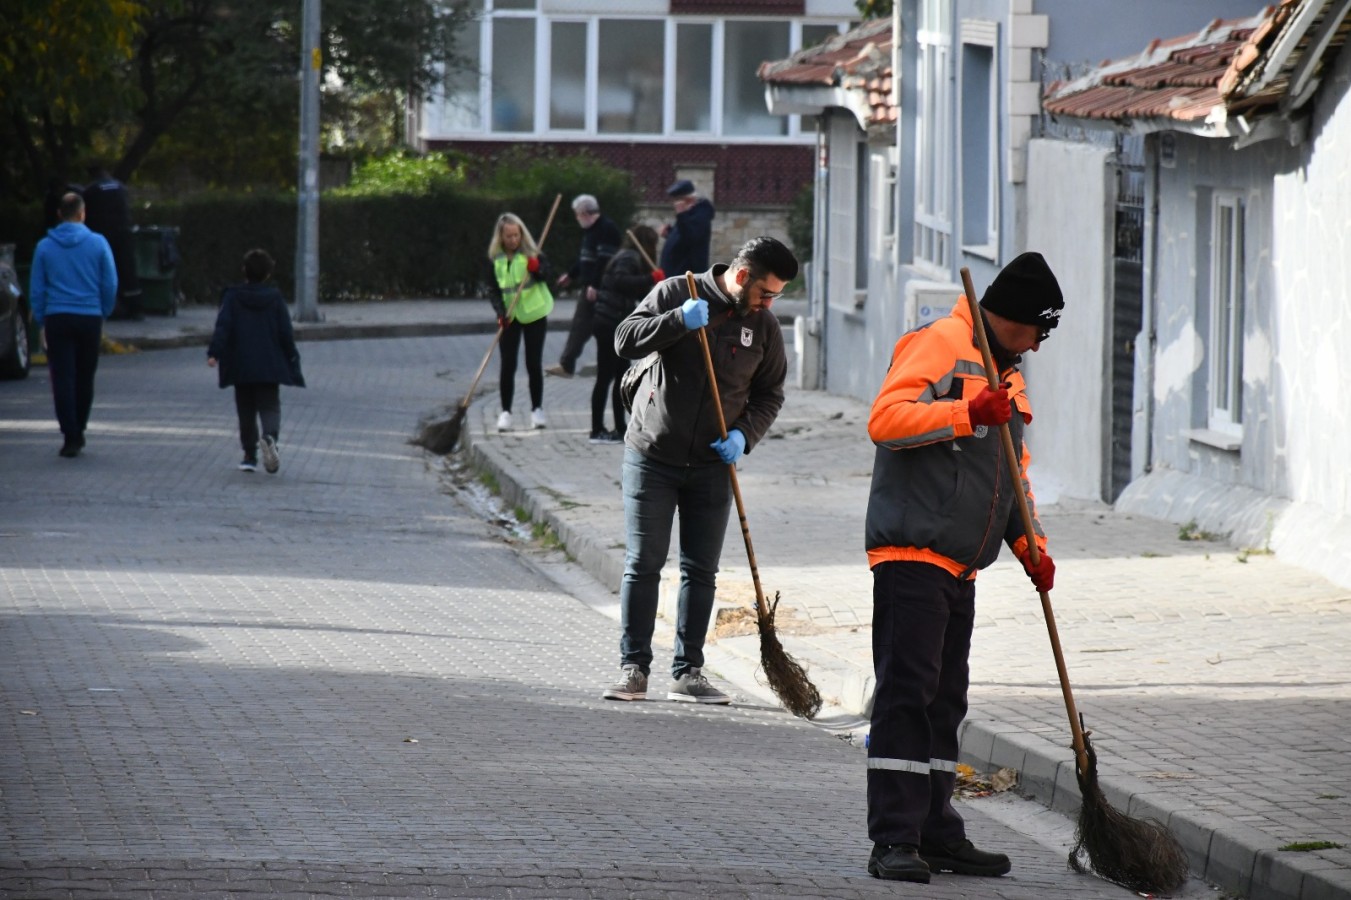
left=2, top=323, right=1182, bottom=899
left=20, top=300, right=1351, bottom=899
left=443, top=319, right=1351, bottom=900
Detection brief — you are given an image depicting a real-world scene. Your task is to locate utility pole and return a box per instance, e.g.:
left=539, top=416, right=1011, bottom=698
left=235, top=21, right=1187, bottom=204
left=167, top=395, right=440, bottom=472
left=295, top=0, right=323, bottom=322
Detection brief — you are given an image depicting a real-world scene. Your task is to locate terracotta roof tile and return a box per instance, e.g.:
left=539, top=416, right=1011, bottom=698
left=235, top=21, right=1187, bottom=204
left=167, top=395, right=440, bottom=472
left=759, top=18, right=896, bottom=128
left=1043, top=0, right=1348, bottom=134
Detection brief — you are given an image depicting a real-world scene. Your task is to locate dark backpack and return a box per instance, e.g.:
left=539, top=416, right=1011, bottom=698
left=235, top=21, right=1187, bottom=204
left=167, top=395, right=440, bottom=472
left=620, top=351, right=661, bottom=413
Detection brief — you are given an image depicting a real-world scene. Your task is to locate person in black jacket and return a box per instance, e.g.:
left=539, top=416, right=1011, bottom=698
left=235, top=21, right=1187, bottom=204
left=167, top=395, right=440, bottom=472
left=602, top=236, right=797, bottom=705
left=83, top=166, right=142, bottom=320
left=548, top=194, right=621, bottom=377
left=659, top=179, right=715, bottom=277
left=590, top=225, right=660, bottom=443
left=207, top=249, right=305, bottom=474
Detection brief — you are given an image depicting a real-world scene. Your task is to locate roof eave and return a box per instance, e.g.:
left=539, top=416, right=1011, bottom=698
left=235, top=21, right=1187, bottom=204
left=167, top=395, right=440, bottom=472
left=764, top=83, right=880, bottom=131
left=1047, top=107, right=1304, bottom=147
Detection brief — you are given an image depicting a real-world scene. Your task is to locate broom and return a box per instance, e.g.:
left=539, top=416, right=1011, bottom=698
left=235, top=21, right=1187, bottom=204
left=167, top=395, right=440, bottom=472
left=685, top=271, right=822, bottom=719
left=414, top=194, right=563, bottom=454
left=960, top=267, right=1189, bottom=894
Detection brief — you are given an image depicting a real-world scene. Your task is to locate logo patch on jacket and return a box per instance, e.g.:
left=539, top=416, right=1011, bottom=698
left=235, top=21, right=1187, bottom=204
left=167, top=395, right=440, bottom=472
left=741, top=327, right=753, bottom=347
left=974, top=425, right=989, bottom=439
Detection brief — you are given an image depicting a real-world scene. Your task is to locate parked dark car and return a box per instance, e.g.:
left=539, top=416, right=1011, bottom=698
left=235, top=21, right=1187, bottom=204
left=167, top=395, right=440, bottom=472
left=0, top=256, right=32, bottom=379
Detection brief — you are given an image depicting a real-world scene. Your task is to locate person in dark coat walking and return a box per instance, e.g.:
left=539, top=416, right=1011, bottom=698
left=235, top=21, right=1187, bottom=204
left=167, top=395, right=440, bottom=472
left=547, top=194, right=622, bottom=377
left=207, top=249, right=304, bottom=474
left=83, top=166, right=142, bottom=320
left=589, top=225, right=661, bottom=443
left=658, top=179, right=715, bottom=277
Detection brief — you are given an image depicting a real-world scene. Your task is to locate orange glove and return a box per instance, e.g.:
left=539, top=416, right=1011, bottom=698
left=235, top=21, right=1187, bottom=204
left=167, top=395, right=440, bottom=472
left=968, top=384, right=1012, bottom=427
left=651, top=268, right=665, bottom=282
left=526, top=256, right=540, bottom=274
left=1018, top=547, right=1055, bottom=593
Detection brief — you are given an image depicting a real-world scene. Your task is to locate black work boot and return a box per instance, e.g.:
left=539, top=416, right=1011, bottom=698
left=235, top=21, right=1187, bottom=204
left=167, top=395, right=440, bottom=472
left=919, top=837, right=1011, bottom=876
left=868, top=843, right=931, bottom=883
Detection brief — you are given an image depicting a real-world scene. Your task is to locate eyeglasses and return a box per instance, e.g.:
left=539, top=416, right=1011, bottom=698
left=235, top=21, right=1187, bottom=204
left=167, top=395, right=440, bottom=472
left=1037, top=329, right=1051, bottom=343
left=754, top=281, right=782, bottom=302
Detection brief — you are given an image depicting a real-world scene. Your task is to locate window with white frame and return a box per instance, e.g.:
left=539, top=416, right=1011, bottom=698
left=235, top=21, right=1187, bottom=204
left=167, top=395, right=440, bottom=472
left=433, top=13, right=847, bottom=139
left=959, top=24, right=997, bottom=255
left=914, top=0, right=952, bottom=272
left=1208, top=192, right=1245, bottom=435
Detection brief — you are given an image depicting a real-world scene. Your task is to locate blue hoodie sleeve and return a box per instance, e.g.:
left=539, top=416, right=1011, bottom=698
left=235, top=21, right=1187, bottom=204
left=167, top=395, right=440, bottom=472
left=97, top=236, right=118, bottom=316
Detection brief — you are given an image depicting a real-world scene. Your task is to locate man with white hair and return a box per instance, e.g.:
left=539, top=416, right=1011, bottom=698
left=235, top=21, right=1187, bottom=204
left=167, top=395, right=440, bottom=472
left=548, top=194, right=622, bottom=378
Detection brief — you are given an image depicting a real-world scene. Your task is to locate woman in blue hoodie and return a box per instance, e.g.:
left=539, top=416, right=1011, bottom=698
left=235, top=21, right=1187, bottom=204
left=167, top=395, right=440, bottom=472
left=207, top=249, right=305, bottom=474
left=28, top=192, right=119, bottom=458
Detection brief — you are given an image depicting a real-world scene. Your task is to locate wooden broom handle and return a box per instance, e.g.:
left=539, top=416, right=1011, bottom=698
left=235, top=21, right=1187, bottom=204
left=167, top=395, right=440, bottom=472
left=460, top=194, right=563, bottom=406
left=685, top=271, right=772, bottom=621
left=625, top=228, right=660, bottom=272
left=960, top=266, right=1089, bottom=774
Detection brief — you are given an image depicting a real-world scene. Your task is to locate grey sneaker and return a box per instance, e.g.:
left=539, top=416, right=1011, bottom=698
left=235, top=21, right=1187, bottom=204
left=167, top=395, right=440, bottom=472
left=602, top=665, right=647, bottom=701
left=259, top=435, right=280, bottom=474
left=667, top=667, right=731, bottom=704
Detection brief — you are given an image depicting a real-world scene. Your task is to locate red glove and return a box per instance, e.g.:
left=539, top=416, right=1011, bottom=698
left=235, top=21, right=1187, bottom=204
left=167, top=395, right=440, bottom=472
left=497, top=315, right=508, bottom=330
left=526, top=256, right=540, bottom=274
left=1018, top=547, right=1055, bottom=593
left=968, top=384, right=1012, bottom=427
left=651, top=268, right=665, bottom=283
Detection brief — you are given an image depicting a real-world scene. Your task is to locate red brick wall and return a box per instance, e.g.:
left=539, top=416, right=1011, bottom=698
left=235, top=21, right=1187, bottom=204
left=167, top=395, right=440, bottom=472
left=425, top=140, right=813, bottom=207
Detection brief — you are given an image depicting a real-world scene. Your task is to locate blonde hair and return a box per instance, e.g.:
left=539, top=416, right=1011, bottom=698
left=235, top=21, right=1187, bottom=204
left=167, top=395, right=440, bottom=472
left=487, top=212, right=541, bottom=259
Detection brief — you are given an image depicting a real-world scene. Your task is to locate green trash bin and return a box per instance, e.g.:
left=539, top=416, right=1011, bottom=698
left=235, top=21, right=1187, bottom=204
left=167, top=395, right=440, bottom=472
left=132, top=225, right=181, bottom=315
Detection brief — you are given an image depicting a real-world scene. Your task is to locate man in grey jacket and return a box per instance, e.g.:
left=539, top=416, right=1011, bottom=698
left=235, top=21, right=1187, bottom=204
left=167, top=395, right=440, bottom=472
left=603, top=236, right=797, bottom=704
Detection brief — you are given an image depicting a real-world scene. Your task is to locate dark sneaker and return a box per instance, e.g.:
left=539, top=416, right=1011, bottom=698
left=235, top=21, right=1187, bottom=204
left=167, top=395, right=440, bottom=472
left=239, top=458, right=257, bottom=473
left=667, top=667, right=731, bottom=704
left=260, top=435, right=280, bottom=474
left=868, top=844, right=930, bottom=883
left=602, top=665, right=647, bottom=701
left=919, top=838, right=1011, bottom=876
left=598, top=429, right=623, bottom=444
left=58, top=442, right=80, bottom=458
left=588, top=429, right=608, bottom=444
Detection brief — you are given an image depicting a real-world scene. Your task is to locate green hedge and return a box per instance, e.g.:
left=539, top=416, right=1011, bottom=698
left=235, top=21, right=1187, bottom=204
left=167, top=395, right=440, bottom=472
left=1, top=181, right=636, bottom=304
left=154, top=184, right=635, bottom=303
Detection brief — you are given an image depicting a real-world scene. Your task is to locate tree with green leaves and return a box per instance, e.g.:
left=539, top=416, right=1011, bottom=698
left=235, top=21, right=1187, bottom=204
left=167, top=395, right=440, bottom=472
left=856, top=0, right=893, bottom=20
left=0, top=0, right=144, bottom=200
left=1, top=0, right=476, bottom=200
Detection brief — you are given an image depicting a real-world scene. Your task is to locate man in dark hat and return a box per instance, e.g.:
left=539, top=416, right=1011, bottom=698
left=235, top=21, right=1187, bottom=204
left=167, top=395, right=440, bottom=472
left=83, top=165, right=142, bottom=320
left=862, top=251, right=1063, bottom=884
left=658, top=178, right=715, bottom=277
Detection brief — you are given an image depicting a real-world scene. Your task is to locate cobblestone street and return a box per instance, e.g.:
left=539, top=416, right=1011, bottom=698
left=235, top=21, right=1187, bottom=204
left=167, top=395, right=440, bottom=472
left=0, top=334, right=1167, bottom=898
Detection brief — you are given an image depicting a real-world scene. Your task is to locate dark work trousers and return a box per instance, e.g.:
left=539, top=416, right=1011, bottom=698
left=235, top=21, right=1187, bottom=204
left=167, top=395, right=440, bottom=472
left=44, top=313, right=103, bottom=443
left=558, top=296, right=595, bottom=374
left=234, top=383, right=281, bottom=458
left=867, top=560, right=975, bottom=848
left=499, top=317, right=547, bottom=412
left=590, top=318, right=628, bottom=434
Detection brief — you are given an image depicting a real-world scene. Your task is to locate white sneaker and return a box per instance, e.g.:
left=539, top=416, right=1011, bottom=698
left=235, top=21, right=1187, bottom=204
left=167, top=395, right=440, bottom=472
left=531, top=408, right=548, bottom=429
left=496, top=410, right=512, bottom=431
left=259, top=435, right=280, bottom=474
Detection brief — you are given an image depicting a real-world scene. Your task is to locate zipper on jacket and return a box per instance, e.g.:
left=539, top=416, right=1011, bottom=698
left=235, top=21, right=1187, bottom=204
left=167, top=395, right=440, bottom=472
left=958, top=431, right=1005, bottom=580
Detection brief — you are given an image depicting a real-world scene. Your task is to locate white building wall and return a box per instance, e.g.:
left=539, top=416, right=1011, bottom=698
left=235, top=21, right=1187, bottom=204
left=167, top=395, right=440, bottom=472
left=1116, top=36, right=1351, bottom=592
left=1022, top=138, right=1113, bottom=503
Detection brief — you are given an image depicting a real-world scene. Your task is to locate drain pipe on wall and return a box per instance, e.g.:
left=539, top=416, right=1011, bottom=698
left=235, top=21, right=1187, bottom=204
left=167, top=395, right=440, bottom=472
left=1138, top=134, right=1161, bottom=478
left=815, top=117, right=830, bottom=390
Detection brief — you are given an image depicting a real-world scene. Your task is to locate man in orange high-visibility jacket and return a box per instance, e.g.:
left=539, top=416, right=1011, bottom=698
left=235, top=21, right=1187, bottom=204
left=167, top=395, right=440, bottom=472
left=864, top=252, right=1063, bottom=884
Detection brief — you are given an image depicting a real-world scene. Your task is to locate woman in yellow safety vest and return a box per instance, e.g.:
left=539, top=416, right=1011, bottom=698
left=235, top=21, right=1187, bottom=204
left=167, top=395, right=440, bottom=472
left=486, top=212, right=554, bottom=431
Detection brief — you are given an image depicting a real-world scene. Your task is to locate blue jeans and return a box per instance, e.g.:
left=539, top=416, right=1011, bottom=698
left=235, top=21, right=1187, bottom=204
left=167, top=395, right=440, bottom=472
left=619, top=447, right=733, bottom=678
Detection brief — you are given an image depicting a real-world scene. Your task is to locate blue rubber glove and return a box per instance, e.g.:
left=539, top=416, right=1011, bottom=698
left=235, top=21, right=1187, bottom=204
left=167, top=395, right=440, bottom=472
left=710, top=428, right=746, bottom=464
left=681, top=297, right=709, bottom=330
